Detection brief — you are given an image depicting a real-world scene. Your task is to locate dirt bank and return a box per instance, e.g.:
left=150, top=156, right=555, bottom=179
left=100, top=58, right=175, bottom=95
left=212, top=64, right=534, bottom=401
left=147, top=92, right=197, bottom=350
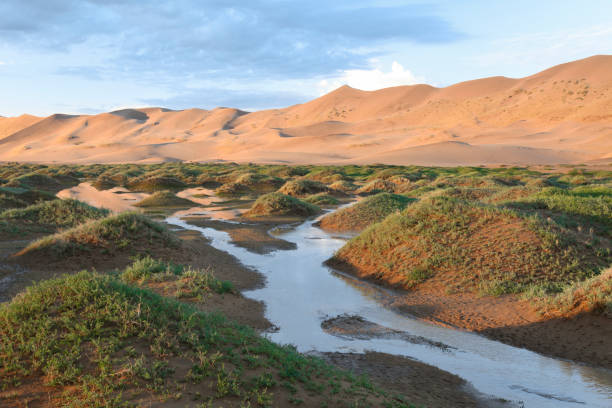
left=320, top=351, right=513, bottom=408
left=329, top=261, right=612, bottom=369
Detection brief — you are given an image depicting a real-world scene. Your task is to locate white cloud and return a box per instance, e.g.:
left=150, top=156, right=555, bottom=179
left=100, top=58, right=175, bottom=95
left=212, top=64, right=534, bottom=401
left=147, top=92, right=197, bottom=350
left=0, top=61, right=5, bottom=65
left=318, top=61, right=425, bottom=94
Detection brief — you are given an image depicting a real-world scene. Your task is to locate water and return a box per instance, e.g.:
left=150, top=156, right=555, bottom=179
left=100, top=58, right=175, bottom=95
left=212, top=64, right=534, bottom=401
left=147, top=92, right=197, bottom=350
left=55, top=184, right=612, bottom=407
left=166, top=212, right=612, bottom=408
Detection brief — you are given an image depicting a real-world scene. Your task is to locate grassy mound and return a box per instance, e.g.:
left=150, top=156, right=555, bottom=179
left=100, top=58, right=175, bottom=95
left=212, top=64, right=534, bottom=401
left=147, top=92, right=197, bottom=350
left=3, top=173, right=63, bottom=193
left=215, top=181, right=252, bottom=197
left=91, top=174, right=121, bottom=190
left=319, top=193, right=413, bottom=232
left=0, top=186, right=56, bottom=206
left=540, top=267, right=612, bottom=318
left=278, top=179, right=329, bottom=197
left=127, top=176, right=187, bottom=192
left=329, top=180, right=358, bottom=193
left=15, top=212, right=177, bottom=259
left=503, top=186, right=612, bottom=237
left=302, top=169, right=350, bottom=184
left=134, top=191, right=197, bottom=208
left=303, top=193, right=339, bottom=206
left=0, top=192, right=26, bottom=210
left=329, top=196, right=610, bottom=294
left=0, top=266, right=412, bottom=407
left=0, top=199, right=109, bottom=228
left=233, top=172, right=284, bottom=192
left=355, top=179, right=396, bottom=195
left=244, top=192, right=320, bottom=217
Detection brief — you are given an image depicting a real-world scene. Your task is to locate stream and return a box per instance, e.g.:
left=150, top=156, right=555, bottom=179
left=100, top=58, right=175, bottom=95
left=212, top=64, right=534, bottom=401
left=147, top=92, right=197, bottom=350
left=57, top=184, right=612, bottom=407
left=166, top=210, right=612, bottom=408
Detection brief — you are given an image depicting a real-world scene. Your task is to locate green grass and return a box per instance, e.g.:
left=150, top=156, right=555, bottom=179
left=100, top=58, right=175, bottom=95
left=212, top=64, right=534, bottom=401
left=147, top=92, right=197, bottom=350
left=303, top=193, right=339, bottom=206
left=134, top=191, right=197, bottom=208
left=278, top=179, right=329, bottom=197
left=127, top=175, right=187, bottom=192
left=17, top=212, right=177, bottom=258
left=320, top=193, right=413, bottom=232
left=0, top=199, right=109, bottom=228
left=355, top=179, right=397, bottom=195
left=331, top=196, right=610, bottom=292
left=504, top=186, right=612, bottom=236
left=245, top=192, right=320, bottom=217
left=214, top=182, right=253, bottom=197
left=0, top=263, right=414, bottom=407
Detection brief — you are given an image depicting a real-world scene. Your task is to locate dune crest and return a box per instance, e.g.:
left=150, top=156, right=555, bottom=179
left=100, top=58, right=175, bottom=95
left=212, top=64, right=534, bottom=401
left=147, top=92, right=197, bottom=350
left=1, top=55, right=611, bottom=165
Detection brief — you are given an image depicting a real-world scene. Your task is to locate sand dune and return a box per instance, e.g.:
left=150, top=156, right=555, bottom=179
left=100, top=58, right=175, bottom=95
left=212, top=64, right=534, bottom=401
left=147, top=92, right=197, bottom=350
left=1, top=55, right=611, bottom=165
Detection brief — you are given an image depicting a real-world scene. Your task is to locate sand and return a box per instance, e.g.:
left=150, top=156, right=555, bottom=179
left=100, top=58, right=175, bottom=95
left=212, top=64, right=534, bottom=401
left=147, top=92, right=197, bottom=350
left=1, top=55, right=611, bottom=165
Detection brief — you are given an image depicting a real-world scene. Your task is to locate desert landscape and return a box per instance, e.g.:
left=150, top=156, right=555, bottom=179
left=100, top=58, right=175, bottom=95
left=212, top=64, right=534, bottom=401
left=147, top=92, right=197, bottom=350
left=1, top=2, right=612, bottom=407
left=1, top=55, right=612, bottom=166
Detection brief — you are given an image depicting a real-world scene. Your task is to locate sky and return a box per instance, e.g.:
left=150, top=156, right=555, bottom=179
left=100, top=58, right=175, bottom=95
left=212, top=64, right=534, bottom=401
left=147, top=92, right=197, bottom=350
left=1, top=0, right=611, bottom=116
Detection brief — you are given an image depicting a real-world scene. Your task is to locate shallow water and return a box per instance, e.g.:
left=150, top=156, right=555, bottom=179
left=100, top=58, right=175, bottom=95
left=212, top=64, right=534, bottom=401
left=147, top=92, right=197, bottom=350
left=166, top=211, right=612, bottom=408
left=57, top=183, right=149, bottom=212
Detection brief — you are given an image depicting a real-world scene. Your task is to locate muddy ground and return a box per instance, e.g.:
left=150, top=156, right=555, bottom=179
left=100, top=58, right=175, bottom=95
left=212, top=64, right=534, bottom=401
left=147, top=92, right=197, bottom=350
left=0, top=216, right=496, bottom=407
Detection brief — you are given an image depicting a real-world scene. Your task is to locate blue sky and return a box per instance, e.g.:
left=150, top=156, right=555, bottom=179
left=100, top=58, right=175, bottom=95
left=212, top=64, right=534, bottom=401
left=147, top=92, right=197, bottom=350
left=1, top=1, right=611, bottom=116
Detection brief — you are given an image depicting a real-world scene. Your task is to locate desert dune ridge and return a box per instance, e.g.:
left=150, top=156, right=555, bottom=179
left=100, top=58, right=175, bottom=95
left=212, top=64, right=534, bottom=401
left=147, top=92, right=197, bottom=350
left=1, top=55, right=611, bottom=166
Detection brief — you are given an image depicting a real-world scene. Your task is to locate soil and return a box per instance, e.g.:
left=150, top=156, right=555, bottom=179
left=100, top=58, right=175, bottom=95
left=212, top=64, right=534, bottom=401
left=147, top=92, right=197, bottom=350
left=319, top=351, right=514, bottom=408
left=321, top=314, right=453, bottom=350
left=0, top=217, right=492, bottom=408
left=182, top=215, right=302, bottom=254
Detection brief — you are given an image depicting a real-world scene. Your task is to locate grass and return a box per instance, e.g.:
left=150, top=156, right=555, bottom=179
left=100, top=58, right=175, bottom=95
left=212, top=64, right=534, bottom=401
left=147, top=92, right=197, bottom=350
left=537, top=267, right=612, bottom=318
left=127, top=175, right=187, bottom=192
left=331, top=196, right=610, bottom=292
left=503, top=186, right=612, bottom=236
left=320, top=193, right=414, bottom=232
left=134, top=191, right=197, bottom=208
left=0, top=261, right=414, bottom=407
left=0, top=199, right=109, bottom=228
left=16, top=212, right=178, bottom=258
left=215, top=182, right=252, bottom=197
left=355, top=179, right=397, bottom=195
left=278, top=179, right=329, bottom=197
left=303, top=193, right=339, bottom=206
left=244, top=192, right=320, bottom=217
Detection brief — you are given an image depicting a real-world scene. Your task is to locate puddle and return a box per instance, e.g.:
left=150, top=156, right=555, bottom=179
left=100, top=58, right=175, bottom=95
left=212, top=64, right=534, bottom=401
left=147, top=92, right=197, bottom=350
left=167, top=212, right=612, bottom=408
left=57, top=183, right=149, bottom=212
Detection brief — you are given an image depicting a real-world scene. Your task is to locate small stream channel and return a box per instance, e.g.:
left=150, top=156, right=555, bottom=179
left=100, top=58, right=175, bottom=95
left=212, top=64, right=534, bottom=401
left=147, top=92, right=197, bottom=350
left=166, top=210, right=612, bottom=408
left=57, top=184, right=612, bottom=407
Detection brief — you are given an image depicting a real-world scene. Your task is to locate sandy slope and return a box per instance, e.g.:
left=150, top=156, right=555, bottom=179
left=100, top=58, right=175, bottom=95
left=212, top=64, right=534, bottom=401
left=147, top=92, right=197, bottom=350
left=1, top=55, right=611, bottom=165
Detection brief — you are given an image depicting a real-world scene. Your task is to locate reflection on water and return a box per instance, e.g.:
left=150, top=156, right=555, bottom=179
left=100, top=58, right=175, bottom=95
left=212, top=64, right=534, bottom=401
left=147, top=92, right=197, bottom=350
left=167, top=210, right=612, bottom=408
left=57, top=183, right=149, bottom=212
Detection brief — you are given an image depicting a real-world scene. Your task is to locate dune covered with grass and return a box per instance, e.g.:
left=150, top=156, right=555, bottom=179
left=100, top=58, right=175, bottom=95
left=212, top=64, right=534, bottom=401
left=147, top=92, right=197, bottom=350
left=244, top=192, right=320, bottom=217
left=0, top=263, right=411, bottom=407
left=0, top=199, right=109, bottom=228
left=14, top=212, right=178, bottom=260
left=134, top=190, right=197, bottom=208
left=319, top=193, right=413, bottom=232
left=329, top=195, right=611, bottom=296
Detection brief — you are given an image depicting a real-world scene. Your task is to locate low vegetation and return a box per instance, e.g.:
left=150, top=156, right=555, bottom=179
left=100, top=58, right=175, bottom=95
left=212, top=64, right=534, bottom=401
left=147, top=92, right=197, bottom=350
left=329, top=196, right=610, bottom=295
left=244, top=192, right=320, bottom=217
left=303, top=193, right=339, bottom=206
left=355, top=179, right=396, bottom=195
left=127, top=175, right=187, bottom=192
left=134, top=191, right=197, bottom=208
left=319, top=193, right=413, bottom=232
left=278, top=179, right=329, bottom=197
left=0, top=261, right=413, bottom=407
left=15, top=212, right=177, bottom=259
left=0, top=199, right=109, bottom=228
left=215, top=181, right=253, bottom=197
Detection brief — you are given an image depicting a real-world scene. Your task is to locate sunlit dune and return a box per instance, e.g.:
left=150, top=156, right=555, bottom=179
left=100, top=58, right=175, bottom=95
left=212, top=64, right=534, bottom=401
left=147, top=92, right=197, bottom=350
left=1, top=55, right=611, bottom=165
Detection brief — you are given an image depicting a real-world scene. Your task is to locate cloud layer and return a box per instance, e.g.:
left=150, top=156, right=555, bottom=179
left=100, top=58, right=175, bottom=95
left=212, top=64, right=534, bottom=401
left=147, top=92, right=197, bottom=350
left=0, top=1, right=460, bottom=112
